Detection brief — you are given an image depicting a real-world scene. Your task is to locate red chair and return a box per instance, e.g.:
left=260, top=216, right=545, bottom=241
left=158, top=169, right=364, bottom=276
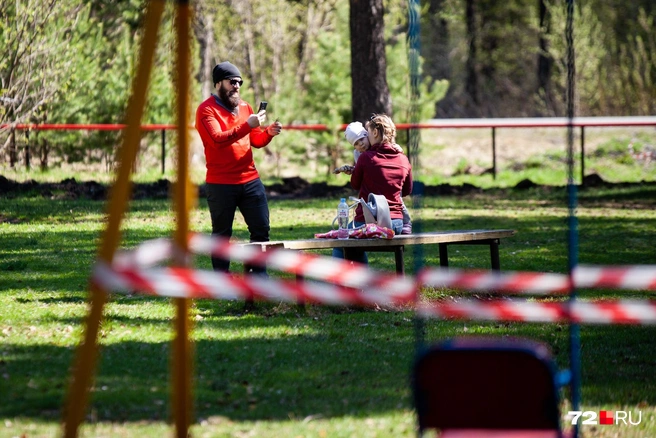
left=412, top=337, right=569, bottom=438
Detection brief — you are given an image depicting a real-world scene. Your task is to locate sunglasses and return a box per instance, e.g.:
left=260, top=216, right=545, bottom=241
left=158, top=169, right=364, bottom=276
left=228, top=78, right=243, bottom=87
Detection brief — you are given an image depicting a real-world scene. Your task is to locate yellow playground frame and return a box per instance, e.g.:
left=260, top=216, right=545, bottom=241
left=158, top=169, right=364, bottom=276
left=63, top=1, right=194, bottom=437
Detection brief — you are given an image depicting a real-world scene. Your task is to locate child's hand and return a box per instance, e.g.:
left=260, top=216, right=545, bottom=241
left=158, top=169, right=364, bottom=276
left=333, top=165, right=355, bottom=175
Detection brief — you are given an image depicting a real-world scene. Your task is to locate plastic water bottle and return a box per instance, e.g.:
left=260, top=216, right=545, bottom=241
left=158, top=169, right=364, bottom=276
left=337, top=198, right=349, bottom=240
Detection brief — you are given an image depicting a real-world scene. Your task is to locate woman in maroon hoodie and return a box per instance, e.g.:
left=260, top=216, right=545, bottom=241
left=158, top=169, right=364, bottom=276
left=333, top=114, right=413, bottom=263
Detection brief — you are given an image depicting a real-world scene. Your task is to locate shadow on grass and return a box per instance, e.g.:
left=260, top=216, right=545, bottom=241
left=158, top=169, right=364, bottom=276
left=1, top=310, right=654, bottom=425
left=577, top=325, right=656, bottom=404
left=0, top=322, right=416, bottom=423
left=15, top=296, right=88, bottom=305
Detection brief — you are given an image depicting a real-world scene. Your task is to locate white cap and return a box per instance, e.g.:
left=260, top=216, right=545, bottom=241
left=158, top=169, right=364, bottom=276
left=345, top=122, right=367, bottom=146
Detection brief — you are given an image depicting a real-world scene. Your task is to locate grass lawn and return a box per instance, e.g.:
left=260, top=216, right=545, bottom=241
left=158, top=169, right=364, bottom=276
left=1, top=184, right=655, bottom=437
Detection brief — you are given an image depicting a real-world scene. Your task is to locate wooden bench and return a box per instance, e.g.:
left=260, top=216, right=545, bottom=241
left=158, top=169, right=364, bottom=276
left=250, top=229, right=516, bottom=274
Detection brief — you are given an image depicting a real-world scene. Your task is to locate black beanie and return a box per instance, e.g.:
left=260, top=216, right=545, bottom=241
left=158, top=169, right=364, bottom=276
left=212, top=62, right=241, bottom=85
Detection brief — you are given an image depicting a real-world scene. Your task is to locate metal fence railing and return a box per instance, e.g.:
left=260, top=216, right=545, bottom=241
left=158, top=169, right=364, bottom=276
left=2, top=116, right=656, bottom=180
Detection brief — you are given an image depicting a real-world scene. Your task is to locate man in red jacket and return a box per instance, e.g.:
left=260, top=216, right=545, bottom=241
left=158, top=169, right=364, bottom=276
left=195, top=61, right=282, bottom=273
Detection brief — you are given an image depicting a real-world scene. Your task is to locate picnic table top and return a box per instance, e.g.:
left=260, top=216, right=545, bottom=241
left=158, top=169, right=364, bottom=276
left=249, top=229, right=516, bottom=251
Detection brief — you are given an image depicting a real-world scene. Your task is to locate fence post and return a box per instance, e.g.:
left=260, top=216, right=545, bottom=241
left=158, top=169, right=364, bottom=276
left=580, top=126, right=585, bottom=185
left=25, top=129, right=31, bottom=170
left=161, top=129, right=166, bottom=174
left=491, top=127, right=497, bottom=179
left=9, top=128, right=17, bottom=168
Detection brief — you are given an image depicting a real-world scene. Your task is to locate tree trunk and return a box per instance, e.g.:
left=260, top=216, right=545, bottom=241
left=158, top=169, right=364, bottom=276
left=537, top=0, right=553, bottom=113
left=25, top=130, right=31, bottom=170
left=465, top=0, right=479, bottom=109
left=37, top=131, right=49, bottom=171
left=422, top=0, right=450, bottom=118
left=421, top=0, right=450, bottom=83
left=297, top=3, right=331, bottom=88
left=192, top=3, right=215, bottom=98
left=9, top=128, right=17, bottom=168
left=350, top=0, right=391, bottom=122
left=479, top=3, right=497, bottom=86
left=242, top=2, right=264, bottom=103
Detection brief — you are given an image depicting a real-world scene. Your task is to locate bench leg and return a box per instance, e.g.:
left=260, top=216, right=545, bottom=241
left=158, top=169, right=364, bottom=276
left=440, top=240, right=501, bottom=271
left=490, top=239, right=500, bottom=271
left=394, top=246, right=405, bottom=275
left=438, top=243, right=449, bottom=268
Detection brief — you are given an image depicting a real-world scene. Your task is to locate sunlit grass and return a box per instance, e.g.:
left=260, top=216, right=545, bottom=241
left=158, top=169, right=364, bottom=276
left=1, top=188, right=655, bottom=437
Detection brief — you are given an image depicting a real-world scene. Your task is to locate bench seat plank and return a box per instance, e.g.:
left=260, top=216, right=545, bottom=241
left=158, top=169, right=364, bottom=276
left=257, top=229, right=516, bottom=251
left=246, top=229, right=515, bottom=274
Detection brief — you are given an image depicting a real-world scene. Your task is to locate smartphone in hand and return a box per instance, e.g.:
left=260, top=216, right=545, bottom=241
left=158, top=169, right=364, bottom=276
left=258, top=101, right=268, bottom=112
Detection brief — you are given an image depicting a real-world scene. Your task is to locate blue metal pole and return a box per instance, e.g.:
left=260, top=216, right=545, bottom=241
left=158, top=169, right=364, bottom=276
left=407, top=0, right=425, bottom=354
left=566, top=1, right=581, bottom=437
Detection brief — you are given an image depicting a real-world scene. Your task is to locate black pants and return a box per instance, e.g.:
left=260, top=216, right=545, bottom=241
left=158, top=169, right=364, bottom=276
left=206, top=179, right=270, bottom=273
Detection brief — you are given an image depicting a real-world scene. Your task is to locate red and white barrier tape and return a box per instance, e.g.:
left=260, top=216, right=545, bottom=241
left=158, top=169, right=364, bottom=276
left=111, top=235, right=415, bottom=298
left=113, top=238, right=173, bottom=268
left=187, top=233, right=416, bottom=298
left=115, top=235, right=656, bottom=293
left=95, top=260, right=656, bottom=324
left=92, top=262, right=414, bottom=307
left=419, top=268, right=570, bottom=295
left=574, top=265, right=656, bottom=290
left=418, top=299, right=656, bottom=325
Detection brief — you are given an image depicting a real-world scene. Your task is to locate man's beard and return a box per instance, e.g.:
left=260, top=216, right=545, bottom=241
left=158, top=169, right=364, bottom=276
left=218, top=84, right=241, bottom=109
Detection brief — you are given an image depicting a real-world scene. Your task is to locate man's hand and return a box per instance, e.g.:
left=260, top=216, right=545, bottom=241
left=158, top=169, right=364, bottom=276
left=266, top=120, right=283, bottom=137
left=247, top=110, right=266, bottom=128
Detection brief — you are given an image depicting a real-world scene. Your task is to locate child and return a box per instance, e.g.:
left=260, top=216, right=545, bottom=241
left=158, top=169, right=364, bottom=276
left=335, top=121, right=412, bottom=234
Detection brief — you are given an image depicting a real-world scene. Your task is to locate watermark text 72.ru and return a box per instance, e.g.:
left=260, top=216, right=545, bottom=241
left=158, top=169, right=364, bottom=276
left=567, top=410, right=641, bottom=426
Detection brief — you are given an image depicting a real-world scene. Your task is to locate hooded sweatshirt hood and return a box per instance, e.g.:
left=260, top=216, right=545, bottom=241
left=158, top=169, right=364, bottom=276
left=370, top=142, right=403, bottom=156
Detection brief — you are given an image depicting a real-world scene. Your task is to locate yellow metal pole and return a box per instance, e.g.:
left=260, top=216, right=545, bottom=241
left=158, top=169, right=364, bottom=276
left=172, top=1, right=194, bottom=437
left=62, top=1, right=165, bottom=436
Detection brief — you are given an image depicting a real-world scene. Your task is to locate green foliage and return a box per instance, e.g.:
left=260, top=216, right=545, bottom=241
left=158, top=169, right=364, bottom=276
left=299, top=15, right=352, bottom=177
left=592, top=138, right=632, bottom=159
left=522, top=155, right=547, bottom=170
left=386, top=35, right=449, bottom=124
left=45, top=5, right=127, bottom=163
left=3, top=0, right=656, bottom=178
left=602, top=9, right=656, bottom=115
left=1, top=0, right=84, bottom=123
left=428, top=0, right=545, bottom=116
left=49, top=2, right=176, bottom=165
left=545, top=2, right=656, bottom=116
left=255, top=0, right=448, bottom=180
left=543, top=1, right=606, bottom=116
left=0, top=0, right=178, bottom=168
left=452, top=157, right=469, bottom=175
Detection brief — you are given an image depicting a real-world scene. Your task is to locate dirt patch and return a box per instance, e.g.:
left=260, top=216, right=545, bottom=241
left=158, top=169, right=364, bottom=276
left=1, top=173, right=651, bottom=202
left=0, top=175, right=355, bottom=200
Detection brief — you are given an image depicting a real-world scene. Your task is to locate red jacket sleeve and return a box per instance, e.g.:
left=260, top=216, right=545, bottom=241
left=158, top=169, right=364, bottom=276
left=350, top=155, right=366, bottom=190
left=402, top=165, right=413, bottom=197
left=249, top=126, right=274, bottom=149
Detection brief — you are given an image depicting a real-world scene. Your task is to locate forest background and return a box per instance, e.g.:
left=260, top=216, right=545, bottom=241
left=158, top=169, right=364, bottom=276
left=1, top=0, right=655, bottom=182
